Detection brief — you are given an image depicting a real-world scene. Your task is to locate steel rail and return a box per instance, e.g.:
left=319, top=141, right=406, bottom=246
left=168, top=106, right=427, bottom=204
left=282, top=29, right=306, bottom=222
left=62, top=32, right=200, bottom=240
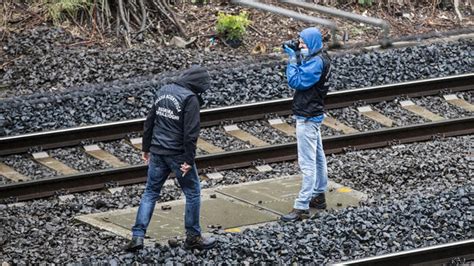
left=1, top=74, right=472, bottom=156
left=1, top=116, right=472, bottom=202
left=333, top=239, right=474, bottom=266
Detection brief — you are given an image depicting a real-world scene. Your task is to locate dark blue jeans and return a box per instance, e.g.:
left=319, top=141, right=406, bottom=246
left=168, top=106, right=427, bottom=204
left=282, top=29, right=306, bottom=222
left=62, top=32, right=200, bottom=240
left=131, top=153, right=201, bottom=237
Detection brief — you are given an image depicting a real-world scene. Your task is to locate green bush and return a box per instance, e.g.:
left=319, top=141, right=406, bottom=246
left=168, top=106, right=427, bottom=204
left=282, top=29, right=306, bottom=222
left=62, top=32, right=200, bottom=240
left=216, top=11, right=251, bottom=41
left=358, top=0, right=373, bottom=6
left=44, top=0, right=93, bottom=23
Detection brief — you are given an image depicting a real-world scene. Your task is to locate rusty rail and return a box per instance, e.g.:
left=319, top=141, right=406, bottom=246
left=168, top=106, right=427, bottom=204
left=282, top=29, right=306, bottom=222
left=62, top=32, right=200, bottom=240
left=1, top=73, right=472, bottom=156
left=1, top=116, right=472, bottom=202
left=335, top=239, right=474, bottom=266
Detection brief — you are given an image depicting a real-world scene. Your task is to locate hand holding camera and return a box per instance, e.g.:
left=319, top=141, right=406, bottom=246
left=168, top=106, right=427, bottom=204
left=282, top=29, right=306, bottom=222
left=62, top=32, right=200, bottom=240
left=282, top=39, right=300, bottom=52
left=282, top=39, right=300, bottom=63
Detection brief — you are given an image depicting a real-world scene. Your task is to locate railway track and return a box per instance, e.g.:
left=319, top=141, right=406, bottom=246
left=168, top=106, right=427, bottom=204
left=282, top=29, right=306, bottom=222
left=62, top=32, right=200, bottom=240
left=1, top=73, right=472, bottom=155
left=0, top=74, right=473, bottom=202
left=337, top=239, right=474, bottom=266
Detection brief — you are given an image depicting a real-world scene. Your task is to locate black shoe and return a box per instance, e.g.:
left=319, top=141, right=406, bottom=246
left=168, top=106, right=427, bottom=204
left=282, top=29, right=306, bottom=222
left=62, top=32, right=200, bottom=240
left=184, top=235, right=217, bottom=250
left=124, top=236, right=144, bottom=252
left=309, top=193, right=327, bottom=209
left=280, top=208, right=310, bottom=222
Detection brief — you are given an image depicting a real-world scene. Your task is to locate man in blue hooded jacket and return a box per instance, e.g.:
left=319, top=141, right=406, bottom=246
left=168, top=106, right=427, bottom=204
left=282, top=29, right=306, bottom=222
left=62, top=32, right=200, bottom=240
left=124, top=66, right=217, bottom=251
left=281, top=27, right=332, bottom=222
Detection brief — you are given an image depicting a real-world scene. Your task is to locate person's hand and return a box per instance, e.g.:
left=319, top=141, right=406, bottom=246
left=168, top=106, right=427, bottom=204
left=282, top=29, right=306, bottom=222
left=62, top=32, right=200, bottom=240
left=180, top=162, right=192, bottom=176
left=283, top=45, right=296, bottom=58
left=283, top=45, right=297, bottom=64
left=143, top=152, right=150, bottom=164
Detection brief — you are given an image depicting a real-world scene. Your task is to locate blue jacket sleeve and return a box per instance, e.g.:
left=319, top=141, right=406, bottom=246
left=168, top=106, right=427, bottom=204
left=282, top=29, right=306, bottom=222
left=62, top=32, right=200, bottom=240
left=286, top=56, right=324, bottom=91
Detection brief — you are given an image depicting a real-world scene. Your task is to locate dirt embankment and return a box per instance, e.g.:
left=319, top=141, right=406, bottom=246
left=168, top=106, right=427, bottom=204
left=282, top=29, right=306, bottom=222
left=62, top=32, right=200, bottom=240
left=1, top=0, right=473, bottom=54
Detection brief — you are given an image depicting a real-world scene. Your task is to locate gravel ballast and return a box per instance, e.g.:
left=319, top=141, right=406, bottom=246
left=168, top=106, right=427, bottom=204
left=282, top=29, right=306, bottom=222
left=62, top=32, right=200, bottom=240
left=0, top=95, right=471, bottom=183
left=0, top=155, right=57, bottom=181
left=1, top=27, right=260, bottom=97
left=0, top=136, right=471, bottom=264
left=1, top=39, right=473, bottom=137
left=98, top=140, right=143, bottom=166
left=48, top=147, right=111, bottom=172
left=0, top=91, right=472, bottom=138
left=2, top=27, right=473, bottom=98
left=0, top=27, right=472, bottom=263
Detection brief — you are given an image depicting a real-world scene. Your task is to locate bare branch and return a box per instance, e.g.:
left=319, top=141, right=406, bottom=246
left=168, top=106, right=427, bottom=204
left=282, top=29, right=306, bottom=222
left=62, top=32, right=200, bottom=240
left=118, top=0, right=131, bottom=33
left=138, top=0, right=147, bottom=32
left=162, top=0, right=188, bottom=38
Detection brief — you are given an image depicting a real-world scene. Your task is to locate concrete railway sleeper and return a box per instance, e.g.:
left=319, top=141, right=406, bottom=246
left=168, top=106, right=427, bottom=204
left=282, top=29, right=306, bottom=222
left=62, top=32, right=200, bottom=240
left=0, top=73, right=472, bottom=156
left=0, top=93, right=472, bottom=183
left=0, top=116, right=472, bottom=202
left=0, top=74, right=472, bottom=200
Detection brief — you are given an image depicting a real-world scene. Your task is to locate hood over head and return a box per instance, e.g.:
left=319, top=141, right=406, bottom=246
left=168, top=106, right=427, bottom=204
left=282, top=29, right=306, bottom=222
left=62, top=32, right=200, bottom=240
left=174, top=65, right=210, bottom=106
left=175, top=65, right=210, bottom=94
left=299, top=27, right=323, bottom=55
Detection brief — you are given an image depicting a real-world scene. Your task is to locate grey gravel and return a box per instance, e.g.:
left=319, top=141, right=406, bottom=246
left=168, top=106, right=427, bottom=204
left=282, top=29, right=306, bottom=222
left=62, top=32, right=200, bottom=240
left=327, top=107, right=385, bottom=131
left=0, top=186, right=470, bottom=264
left=2, top=105, right=471, bottom=180
left=48, top=147, right=110, bottom=172
left=328, top=135, right=473, bottom=199
left=201, top=161, right=299, bottom=188
left=0, top=155, right=57, bottom=180
left=0, top=136, right=471, bottom=264
left=1, top=40, right=473, bottom=137
left=415, top=93, right=473, bottom=119
left=1, top=27, right=262, bottom=97
left=372, top=99, right=426, bottom=126
left=98, top=140, right=143, bottom=166
left=239, top=120, right=296, bottom=145
left=200, top=126, right=253, bottom=152
left=1, top=27, right=472, bottom=264
left=0, top=175, right=12, bottom=185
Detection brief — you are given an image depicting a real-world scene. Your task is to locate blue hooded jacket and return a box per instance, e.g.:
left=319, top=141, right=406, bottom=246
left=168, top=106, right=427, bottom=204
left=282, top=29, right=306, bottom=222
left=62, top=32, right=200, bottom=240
left=286, top=27, right=324, bottom=91
left=286, top=28, right=331, bottom=121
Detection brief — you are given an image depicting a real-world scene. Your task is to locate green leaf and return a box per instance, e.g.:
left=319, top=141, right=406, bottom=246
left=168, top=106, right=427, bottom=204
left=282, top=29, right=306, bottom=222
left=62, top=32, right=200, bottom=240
left=216, top=12, right=251, bottom=41
left=44, top=0, right=94, bottom=24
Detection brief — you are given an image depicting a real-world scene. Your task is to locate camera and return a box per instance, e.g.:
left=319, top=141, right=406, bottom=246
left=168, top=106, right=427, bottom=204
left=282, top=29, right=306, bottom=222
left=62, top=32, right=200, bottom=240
left=282, top=39, right=300, bottom=51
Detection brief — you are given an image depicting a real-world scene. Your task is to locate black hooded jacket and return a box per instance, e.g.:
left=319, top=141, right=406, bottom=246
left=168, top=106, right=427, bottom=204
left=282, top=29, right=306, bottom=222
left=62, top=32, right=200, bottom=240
left=142, top=66, right=210, bottom=165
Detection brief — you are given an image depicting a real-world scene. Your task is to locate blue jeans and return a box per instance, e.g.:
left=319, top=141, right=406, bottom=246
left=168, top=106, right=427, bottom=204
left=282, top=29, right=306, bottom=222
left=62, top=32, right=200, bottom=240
left=132, top=153, right=201, bottom=237
left=294, top=118, right=328, bottom=210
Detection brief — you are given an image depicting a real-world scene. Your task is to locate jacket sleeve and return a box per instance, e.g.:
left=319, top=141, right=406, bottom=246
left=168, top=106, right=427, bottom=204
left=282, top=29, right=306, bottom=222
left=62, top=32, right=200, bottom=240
left=142, top=103, right=156, bottom=152
left=180, top=96, right=200, bottom=165
left=286, top=56, right=324, bottom=91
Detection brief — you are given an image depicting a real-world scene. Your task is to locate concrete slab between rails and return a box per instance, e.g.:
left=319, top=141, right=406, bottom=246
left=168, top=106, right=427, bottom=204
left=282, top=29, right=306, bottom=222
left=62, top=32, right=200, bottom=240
left=75, top=175, right=367, bottom=244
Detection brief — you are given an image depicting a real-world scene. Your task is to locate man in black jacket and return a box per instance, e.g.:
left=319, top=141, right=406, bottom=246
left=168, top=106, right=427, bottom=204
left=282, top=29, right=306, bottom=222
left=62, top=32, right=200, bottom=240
left=124, top=66, right=216, bottom=251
